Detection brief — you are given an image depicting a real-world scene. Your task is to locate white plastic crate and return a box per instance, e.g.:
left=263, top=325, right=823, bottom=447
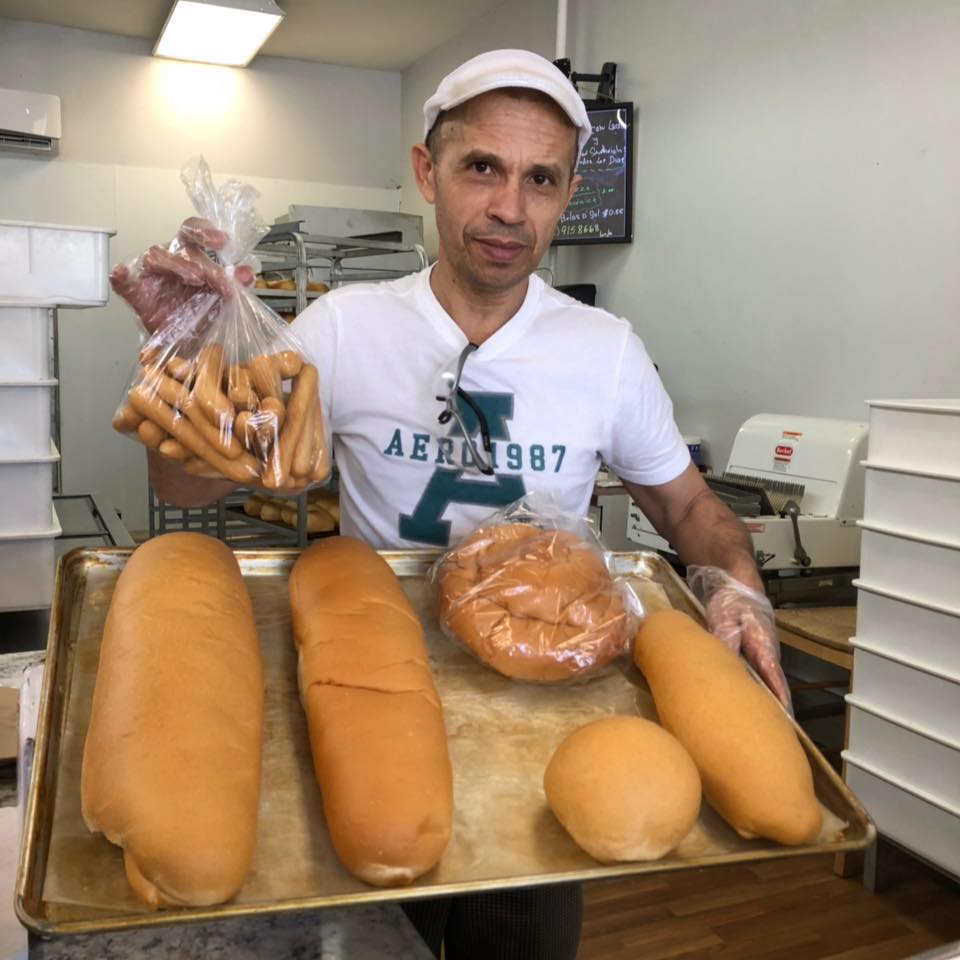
left=843, top=755, right=960, bottom=878
left=0, top=509, right=61, bottom=611
left=854, top=582, right=960, bottom=677
left=862, top=462, right=960, bottom=544
left=867, top=400, right=960, bottom=477
left=0, top=306, right=50, bottom=379
left=0, top=442, right=58, bottom=535
left=850, top=638, right=960, bottom=744
left=0, top=379, right=57, bottom=458
left=0, top=220, right=113, bottom=307
left=846, top=697, right=960, bottom=809
left=858, top=522, right=960, bottom=614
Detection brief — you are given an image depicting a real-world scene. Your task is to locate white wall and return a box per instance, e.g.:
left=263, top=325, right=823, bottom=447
left=399, top=0, right=558, bottom=255
left=0, top=19, right=403, bottom=533
left=566, top=0, right=960, bottom=468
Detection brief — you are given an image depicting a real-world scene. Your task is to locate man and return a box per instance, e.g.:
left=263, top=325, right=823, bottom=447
left=114, top=48, right=789, bottom=960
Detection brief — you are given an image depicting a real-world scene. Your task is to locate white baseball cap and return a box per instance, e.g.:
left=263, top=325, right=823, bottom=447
left=423, top=49, right=592, bottom=159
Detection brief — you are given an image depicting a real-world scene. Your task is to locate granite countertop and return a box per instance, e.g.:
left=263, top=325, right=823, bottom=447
left=27, top=904, right=435, bottom=960
left=0, top=651, right=44, bottom=810
left=0, top=652, right=45, bottom=691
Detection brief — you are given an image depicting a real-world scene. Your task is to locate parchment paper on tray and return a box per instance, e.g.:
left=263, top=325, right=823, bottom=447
left=30, top=551, right=862, bottom=932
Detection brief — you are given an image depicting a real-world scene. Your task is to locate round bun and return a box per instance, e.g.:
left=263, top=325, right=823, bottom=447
left=544, top=716, right=701, bottom=862
left=436, top=523, right=631, bottom=682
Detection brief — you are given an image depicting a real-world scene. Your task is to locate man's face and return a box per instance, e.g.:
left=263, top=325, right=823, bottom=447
left=414, top=90, right=581, bottom=296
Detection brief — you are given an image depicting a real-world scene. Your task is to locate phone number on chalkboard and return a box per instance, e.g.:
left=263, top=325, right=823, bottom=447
left=555, top=221, right=626, bottom=239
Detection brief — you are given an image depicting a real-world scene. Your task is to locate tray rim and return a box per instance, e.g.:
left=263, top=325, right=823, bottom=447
left=16, top=545, right=876, bottom=938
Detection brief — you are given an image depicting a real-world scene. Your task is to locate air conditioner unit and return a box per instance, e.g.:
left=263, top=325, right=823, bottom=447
left=0, top=88, right=61, bottom=157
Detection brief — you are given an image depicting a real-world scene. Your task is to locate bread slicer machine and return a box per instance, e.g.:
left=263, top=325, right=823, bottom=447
left=626, top=414, right=870, bottom=605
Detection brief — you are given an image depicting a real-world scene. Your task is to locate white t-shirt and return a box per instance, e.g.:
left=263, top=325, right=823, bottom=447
left=291, top=266, right=689, bottom=549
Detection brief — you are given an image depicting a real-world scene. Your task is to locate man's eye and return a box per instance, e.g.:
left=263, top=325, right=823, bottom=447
left=472, top=161, right=490, bottom=174
left=533, top=174, right=555, bottom=187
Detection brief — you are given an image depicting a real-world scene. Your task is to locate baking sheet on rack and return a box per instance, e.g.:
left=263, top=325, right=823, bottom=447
left=39, top=551, right=852, bottom=921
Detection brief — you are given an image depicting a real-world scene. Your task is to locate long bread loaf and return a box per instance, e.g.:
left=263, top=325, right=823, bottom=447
left=633, top=609, right=821, bottom=845
left=289, top=536, right=453, bottom=886
left=81, top=533, right=264, bottom=906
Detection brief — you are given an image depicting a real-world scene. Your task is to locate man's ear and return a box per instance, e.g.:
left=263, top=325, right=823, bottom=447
left=411, top=143, right=437, bottom=205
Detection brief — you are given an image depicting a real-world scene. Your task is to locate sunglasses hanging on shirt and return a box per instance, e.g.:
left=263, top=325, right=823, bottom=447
left=435, top=343, right=494, bottom=476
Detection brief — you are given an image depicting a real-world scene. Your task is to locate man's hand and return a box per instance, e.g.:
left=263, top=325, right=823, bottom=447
left=693, top=570, right=793, bottom=711
left=110, top=217, right=254, bottom=334
left=623, top=466, right=792, bottom=711
left=147, top=450, right=237, bottom=508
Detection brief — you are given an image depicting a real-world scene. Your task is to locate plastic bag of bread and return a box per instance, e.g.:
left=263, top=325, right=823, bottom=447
left=111, top=156, right=330, bottom=491
left=432, top=494, right=637, bottom=683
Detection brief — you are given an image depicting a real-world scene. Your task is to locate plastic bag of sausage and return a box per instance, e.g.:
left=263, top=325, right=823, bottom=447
left=111, top=156, right=330, bottom=490
left=430, top=493, right=639, bottom=683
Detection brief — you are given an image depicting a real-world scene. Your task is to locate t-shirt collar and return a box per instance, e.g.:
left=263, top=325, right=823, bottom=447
left=415, top=263, right=542, bottom=361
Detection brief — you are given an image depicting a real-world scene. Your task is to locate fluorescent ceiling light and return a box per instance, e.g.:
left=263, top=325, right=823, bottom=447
left=154, top=0, right=284, bottom=67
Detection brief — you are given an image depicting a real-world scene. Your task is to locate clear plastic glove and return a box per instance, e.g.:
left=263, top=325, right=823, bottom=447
left=110, top=216, right=255, bottom=335
left=687, top=565, right=793, bottom=713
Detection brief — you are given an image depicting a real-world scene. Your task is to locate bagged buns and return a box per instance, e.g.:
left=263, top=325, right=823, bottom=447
left=81, top=533, right=264, bottom=906
left=633, top=609, right=821, bottom=845
left=436, top=523, right=631, bottom=682
left=544, top=716, right=701, bottom=862
left=289, top=537, right=453, bottom=886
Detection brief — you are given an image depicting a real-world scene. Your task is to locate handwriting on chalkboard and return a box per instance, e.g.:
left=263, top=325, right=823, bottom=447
left=554, top=103, right=633, bottom=245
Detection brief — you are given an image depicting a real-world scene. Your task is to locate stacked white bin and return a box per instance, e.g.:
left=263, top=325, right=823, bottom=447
left=844, top=399, right=960, bottom=878
left=0, top=220, right=113, bottom=612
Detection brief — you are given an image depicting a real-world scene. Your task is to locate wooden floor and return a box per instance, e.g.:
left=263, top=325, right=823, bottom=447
left=579, top=848, right=960, bottom=960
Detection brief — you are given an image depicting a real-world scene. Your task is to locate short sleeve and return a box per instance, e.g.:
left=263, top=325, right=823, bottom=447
left=290, top=295, right=338, bottom=429
left=601, top=331, right=691, bottom=486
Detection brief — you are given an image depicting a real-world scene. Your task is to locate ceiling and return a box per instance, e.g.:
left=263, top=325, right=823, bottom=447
left=0, top=0, right=507, bottom=71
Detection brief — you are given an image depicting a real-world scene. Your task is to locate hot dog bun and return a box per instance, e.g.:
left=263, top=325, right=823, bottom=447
left=81, top=533, right=264, bottom=906
left=633, top=609, right=821, bottom=845
left=289, top=536, right=453, bottom=887
left=436, top=523, right=631, bottom=682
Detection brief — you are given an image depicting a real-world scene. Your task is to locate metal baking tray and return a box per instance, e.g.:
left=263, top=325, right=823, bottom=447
left=17, top=547, right=874, bottom=936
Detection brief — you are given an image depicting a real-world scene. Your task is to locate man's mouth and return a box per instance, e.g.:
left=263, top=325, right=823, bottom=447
left=472, top=237, right=528, bottom=263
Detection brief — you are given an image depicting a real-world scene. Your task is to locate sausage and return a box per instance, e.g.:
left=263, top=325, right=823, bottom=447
left=261, top=396, right=286, bottom=431
left=262, top=364, right=317, bottom=489
left=113, top=404, right=144, bottom=434
left=183, top=457, right=225, bottom=479
left=246, top=354, right=281, bottom=400
left=227, top=364, right=258, bottom=410
left=292, top=394, right=318, bottom=478
left=158, top=438, right=191, bottom=461
left=166, top=357, right=195, bottom=384
left=191, top=344, right=235, bottom=427
left=182, top=399, right=244, bottom=460
left=128, top=385, right=259, bottom=484
left=137, top=420, right=167, bottom=449
left=272, top=350, right=304, bottom=380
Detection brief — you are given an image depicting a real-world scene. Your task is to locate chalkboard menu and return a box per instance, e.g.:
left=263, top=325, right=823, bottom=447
left=553, top=102, right=634, bottom=245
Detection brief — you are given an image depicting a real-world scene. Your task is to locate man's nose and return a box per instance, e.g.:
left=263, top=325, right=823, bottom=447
left=487, top=178, right=525, bottom=225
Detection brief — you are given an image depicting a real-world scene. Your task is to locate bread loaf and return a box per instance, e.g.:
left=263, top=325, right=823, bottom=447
left=544, top=716, right=701, bottom=862
left=289, top=536, right=453, bottom=886
left=81, top=533, right=264, bottom=906
left=633, top=610, right=821, bottom=845
left=436, top=523, right=631, bottom=682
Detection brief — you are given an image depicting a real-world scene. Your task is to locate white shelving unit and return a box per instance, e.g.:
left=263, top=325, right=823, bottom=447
left=0, top=220, right=114, bottom=612
left=843, top=399, right=960, bottom=880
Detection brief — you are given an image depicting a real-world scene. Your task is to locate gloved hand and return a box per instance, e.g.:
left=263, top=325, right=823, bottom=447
left=110, top=217, right=255, bottom=335
left=687, top=566, right=793, bottom=712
